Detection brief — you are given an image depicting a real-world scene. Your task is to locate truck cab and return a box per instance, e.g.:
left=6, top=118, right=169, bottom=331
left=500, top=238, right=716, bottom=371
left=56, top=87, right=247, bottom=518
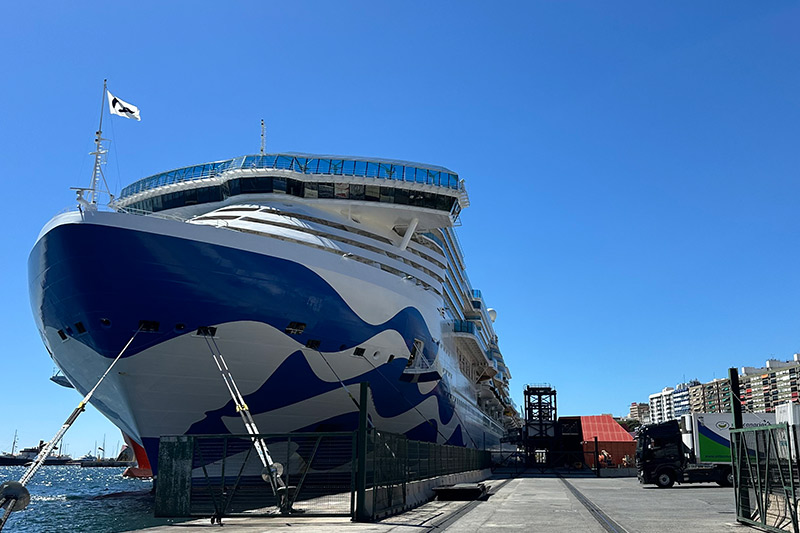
left=636, top=420, right=685, bottom=487
left=636, top=419, right=732, bottom=488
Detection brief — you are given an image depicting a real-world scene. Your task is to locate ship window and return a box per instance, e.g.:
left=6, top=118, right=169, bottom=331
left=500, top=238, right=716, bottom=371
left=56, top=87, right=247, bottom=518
left=318, top=183, right=334, bottom=199
left=335, top=183, right=349, bottom=199
left=273, top=177, right=287, bottom=193
left=174, top=323, right=186, bottom=332
left=196, top=326, right=216, bottom=337
left=304, top=182, right=318, bottom=198
left=285, top=322, right=306, bottom=335
left=388, top=354, right=395, bottom=363
left=287, top=178, right=304, bottom=196
left=74, top=322, right=86, bottom=334
left=139, top=320, right=160, bottom=332
left=100, top=318, right=112, bottom=328
left=57, top=329, right=67, bottom=341
left=350, top=184, right=365, bottom=200
left=365, top=185, right=380, bottom=202
left=394, top=188, right=410, bottom=205
left=305, top=339, right=321, bottom=350
left=342, top=160, right=355, bottom=176
left=183, top=188, right=198, bottom=205
left=353, top=347, right=365, bottom=357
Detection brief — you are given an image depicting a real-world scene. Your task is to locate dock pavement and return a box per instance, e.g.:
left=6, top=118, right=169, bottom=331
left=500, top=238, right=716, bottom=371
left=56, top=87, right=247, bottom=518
left=139, top=473, right=743, bottom=532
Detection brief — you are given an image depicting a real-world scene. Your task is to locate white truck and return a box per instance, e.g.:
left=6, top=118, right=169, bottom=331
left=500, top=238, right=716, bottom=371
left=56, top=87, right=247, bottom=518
left=637, top=412, right=774, bottom=488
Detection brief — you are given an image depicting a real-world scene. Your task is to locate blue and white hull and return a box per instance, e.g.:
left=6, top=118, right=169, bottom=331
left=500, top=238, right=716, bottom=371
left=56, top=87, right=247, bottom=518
left=29, top=209, right=503, bottom=472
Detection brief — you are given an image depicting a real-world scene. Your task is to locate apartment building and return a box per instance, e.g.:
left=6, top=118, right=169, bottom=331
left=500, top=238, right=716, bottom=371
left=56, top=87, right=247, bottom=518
left=740, top=356, right=800, bottom=413
left=636, top=355, right=800, bottom=421
left=648, top=387, right=674, bottom=424
left=673, top=380, right=700, bottom=418
left=628, top=402, right=650, bottom=424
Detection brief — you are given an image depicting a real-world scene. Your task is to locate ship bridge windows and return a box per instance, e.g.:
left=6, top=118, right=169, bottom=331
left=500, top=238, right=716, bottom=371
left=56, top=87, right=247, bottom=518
left=120, top=154, right=460, bottom=199
left=123, top=176, right=458, bottom=216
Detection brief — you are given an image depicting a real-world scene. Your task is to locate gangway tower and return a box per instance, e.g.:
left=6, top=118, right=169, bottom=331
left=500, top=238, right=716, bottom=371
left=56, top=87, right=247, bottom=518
left=523, top=384, right=558, bottom=466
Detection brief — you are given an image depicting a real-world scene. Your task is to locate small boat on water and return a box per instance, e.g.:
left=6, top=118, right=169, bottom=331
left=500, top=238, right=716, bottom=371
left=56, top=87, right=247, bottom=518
left=0, top=437, right=73, bottom=466
left=72, top=445, right=135, bottom=468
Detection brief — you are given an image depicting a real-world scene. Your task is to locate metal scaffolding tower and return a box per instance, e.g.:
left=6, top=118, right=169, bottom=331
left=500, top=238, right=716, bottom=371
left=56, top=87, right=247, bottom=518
left=523, top=384, right=558, bottom=466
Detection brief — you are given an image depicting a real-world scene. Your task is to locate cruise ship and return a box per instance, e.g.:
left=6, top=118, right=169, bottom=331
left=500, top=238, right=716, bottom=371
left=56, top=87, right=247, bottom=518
left=29, top=151, right=519, bottom=474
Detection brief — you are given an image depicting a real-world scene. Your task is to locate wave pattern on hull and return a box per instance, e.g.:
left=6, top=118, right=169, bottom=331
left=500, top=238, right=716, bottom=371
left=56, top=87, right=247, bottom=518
left=32, top=223, right=439, bottom=365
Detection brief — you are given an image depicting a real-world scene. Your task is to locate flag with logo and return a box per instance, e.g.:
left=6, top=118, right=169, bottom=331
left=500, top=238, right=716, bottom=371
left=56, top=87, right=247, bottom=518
left=107, top=90, right=141, bottom=121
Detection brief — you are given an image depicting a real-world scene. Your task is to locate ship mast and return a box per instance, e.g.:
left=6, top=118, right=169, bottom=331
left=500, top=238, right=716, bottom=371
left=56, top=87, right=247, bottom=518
left=75, top=79, right=114, bottom=209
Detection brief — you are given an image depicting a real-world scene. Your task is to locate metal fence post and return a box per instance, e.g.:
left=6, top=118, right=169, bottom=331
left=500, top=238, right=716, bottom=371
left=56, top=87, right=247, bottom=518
left=355, top=381, right=369, bottom=522
left=594, top=437, right=600, bottom=478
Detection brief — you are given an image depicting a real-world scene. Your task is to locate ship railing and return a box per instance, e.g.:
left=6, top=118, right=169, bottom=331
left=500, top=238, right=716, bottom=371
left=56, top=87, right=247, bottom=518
left=119, top=154, right=461, bottom=200
left=113, top=205, right=190, bottom=222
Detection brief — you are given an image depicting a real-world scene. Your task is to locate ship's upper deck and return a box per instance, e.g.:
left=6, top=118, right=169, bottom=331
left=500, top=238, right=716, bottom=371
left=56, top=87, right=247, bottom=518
left=119, top=153, right=461, bottom=199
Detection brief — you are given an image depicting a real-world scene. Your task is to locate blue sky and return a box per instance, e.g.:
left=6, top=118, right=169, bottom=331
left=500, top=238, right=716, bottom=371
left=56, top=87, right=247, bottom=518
left=1, top=2, right=799, bottom=456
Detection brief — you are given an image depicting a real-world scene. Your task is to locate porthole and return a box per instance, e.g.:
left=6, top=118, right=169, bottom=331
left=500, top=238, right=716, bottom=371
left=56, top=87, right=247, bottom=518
left=100, top=318, right=112, bottom=328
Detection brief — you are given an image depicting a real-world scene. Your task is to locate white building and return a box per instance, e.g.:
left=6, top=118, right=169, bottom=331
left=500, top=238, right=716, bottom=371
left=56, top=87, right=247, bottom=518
left=649, top=387, right=675, bottom=424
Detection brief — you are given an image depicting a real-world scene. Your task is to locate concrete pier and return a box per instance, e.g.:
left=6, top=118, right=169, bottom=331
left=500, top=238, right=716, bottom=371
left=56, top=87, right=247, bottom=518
left=140, top=474, right=742, bottom=532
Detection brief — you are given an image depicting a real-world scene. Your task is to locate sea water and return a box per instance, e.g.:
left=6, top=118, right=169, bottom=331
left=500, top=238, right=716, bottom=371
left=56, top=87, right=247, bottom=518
left=0, top=465, right=180, bottom=532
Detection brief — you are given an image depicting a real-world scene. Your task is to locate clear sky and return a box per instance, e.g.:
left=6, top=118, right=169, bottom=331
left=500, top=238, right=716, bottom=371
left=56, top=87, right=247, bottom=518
left=1, top=1, right=798, bottom=457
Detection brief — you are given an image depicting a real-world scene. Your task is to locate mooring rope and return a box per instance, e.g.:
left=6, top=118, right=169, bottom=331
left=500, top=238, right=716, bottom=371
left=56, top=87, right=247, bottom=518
left=0, top=327, right=143, bottom=531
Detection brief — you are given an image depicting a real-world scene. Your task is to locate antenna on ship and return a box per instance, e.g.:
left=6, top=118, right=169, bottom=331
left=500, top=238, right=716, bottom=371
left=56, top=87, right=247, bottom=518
left=260, top=119, right=266, bottom=155
left=73, top=79, right=114, bottom=210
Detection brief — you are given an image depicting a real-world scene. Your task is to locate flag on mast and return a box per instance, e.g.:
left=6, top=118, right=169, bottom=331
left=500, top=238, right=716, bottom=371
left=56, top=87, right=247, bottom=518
left=107, top=90, right=141, bottom=121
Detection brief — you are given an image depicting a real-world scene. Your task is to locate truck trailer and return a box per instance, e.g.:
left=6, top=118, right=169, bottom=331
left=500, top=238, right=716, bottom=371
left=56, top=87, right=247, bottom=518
left=636, top=412, right=774, bottom=488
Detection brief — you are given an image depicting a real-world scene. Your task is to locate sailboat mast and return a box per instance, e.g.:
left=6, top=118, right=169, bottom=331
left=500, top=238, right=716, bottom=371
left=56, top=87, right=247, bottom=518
left=11, top=431, right=17, bottom=455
